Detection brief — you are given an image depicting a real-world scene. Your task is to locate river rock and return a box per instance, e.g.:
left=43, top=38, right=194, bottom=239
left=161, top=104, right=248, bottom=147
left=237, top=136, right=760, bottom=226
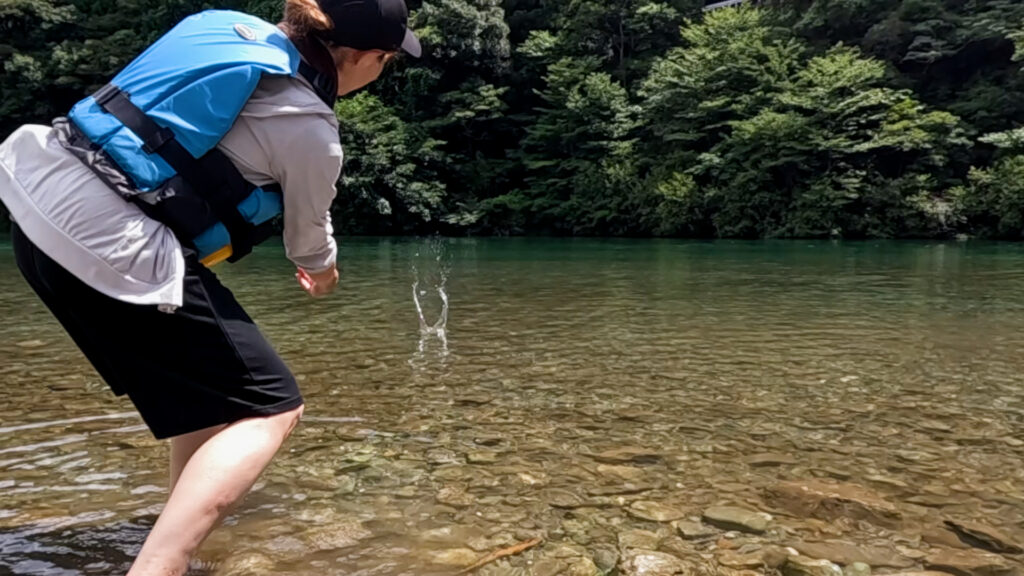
left=925, top=549, right=1020, bottom=576
left=717, top=546, right=791, bottom=569
left=703, top=506, right=773, bottom=534
left=549, top=544, right=591, bottom=559
left=658, top=536, right=697, bottom=560
left=598, top=464, right=648, bottom=482
left=533, top=559, right=568, bottom=576
left=517, top=471, right=549, bottom=486
left=673, top=519, right=717, bottom=540
left=264, top=535, right=306, bottom=555
left=593, top=448, right=663, bottom=465
left=540, top=548, right=603, bottom=576
left=336, top=475, right=357, bottom=494
left=468, top=451, right=498, bottom=464
left=433, top=465, right=473, bottom=481
left=620, top=550, right=694, bottom=575
left=922, top=525, right=972, bottom=549
left=436, top=485, right=475, bottom=507
left=588, top=482, right=659, bottom=496
left=944, top=520, right=1023, bottom=554
left=897, top=546, right=929, bottom=561
left=304, top=519, right=372, bottom=551
left=893, top=572, right=968, bottom=576
left=394, top=485, right=417, bottom=498
left=790, top=540, right=914, bottom=568
left=591, top=546, right=620, bottom=573
left=546, top=489, right=588, bottom=509
left=294, top=473, right=340, bottom=492
left=717, top=550, right=765, bottom=570
left=783, top=555, right=844, bottom=576
left=629, top=501, right=688, bottom=522
left=747, top=453, right=799, bottom=467
left=16, top=339, right=46, bottom=348
left=895, top=450, right=940, bottom=463
left=429, top=548, right=479, bottom=567
left=426, top=448, right=461, bottom=465
left=419, top=525, right=487, bottom=544
left=918, top=419, right=954, bottom=432
left=843, top=563, right=871, bottom=576
left=566, top=556, right=602, bottom=576
left=619, top=529, right=662, bottom=550
left=766, top=480, right=902, bottom=528
left=216, top=551, right=276, bottom=575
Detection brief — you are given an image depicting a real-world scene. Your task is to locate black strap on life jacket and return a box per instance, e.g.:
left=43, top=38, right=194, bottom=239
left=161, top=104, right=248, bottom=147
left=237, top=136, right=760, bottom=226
left=299, top=60, right=337, bottom=107
left=92, top=83, right=257, bottom=262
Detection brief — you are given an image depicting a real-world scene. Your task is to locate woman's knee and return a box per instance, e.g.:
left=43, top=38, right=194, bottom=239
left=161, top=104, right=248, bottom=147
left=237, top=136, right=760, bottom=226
left=230, top=404, right=304, bottom=444
left=270, top=404, right=304, bottom=438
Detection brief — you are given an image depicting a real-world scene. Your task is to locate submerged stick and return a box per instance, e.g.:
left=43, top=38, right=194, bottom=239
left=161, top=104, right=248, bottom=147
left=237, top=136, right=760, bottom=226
left=456, top=537, right=544, bottom=575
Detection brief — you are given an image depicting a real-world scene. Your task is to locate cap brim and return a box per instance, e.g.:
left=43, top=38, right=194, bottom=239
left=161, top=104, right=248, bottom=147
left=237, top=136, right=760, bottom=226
left=401, top=28, right=422, bottom=58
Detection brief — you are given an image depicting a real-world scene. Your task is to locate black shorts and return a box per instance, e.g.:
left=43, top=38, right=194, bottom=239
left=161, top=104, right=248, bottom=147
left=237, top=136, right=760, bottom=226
left=11, top=223, right=304, bottom=440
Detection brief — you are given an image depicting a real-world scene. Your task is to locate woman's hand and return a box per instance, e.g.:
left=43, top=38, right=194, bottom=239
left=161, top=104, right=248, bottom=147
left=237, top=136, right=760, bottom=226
left=296, top=264, right=338, bottom=298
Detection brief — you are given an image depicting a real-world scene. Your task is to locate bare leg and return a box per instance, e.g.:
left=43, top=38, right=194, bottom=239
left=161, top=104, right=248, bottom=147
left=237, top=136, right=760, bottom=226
left=127, top=405, right=304, bottom=576
left=169, top=424, right=225, bottom=493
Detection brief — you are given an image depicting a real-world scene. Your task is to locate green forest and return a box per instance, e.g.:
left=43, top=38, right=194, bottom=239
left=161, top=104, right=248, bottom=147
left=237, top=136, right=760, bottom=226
left=3, top=0, right=1024, bottom=239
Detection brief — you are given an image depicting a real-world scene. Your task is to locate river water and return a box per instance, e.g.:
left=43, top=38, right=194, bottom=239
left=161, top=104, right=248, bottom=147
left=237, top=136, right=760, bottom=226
left=0, top=238, right=1022, bottom=575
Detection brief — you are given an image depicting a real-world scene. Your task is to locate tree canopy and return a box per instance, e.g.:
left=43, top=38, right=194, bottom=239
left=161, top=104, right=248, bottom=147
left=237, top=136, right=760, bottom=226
left=3, top=0, right=1024, bottom=239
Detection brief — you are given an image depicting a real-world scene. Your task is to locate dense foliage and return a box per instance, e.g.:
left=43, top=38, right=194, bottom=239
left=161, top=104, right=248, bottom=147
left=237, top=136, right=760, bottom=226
left=3, top=0, right=1024, bottom=238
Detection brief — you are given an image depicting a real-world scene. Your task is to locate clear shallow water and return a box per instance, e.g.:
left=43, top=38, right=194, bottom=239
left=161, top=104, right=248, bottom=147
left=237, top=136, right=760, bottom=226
left=0, top=238, right=1022, bottom=575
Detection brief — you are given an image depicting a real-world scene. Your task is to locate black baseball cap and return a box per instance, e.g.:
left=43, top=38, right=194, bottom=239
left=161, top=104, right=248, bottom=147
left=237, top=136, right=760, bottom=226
left=318, top=0, right=422, bottom=58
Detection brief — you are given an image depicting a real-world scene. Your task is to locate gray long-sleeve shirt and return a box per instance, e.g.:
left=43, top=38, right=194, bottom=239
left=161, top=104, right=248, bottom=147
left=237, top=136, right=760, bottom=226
left=0, top=74, right=342, bottom=309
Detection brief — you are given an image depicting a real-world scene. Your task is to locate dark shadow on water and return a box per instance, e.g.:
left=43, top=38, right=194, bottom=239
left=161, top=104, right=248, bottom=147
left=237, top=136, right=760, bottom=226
left=0, top=516, right=213, bottom=576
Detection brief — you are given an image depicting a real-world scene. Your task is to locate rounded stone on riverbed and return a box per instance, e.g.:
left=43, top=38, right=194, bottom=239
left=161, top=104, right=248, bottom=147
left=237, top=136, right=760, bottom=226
left=393, top=484, right=418, bottom=498
left=566, top=556, right=602, bottom=576
left=426, top=448, right=461, bottom=465
left=843, top=562, right=872, bottom=576
left=303, top=519, right=372, bottom=552
left=628, top=501, right=688, bottom=522
left=428, top=548, right=479, bottom=567
left=619, top=529, right=662, bottom=550
left=783, top=555, right=844, bottom=576
left=672, top=519, right=717, bottom=540
left=436, top=485, right=475, bottom=507
left=597, top=464, right=648, bottom=482
left=335, top=474, right=356, bottom=494
left=532, top=558, right=568, bottom=576
left=546, top=488, right=587, bottom=509
left=702, top=506, right=773, bottom=534
left=468, top=451, right=499, bottom=464
left=620, top=550, right=694, bottom=575
left=216, top=551, right=275, bottom=575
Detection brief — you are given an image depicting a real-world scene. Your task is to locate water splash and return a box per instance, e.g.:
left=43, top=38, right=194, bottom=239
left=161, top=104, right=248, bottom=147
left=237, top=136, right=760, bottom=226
left=410, top=238, right=451, bottom=359
left=413, top=280, right=448, bottom=352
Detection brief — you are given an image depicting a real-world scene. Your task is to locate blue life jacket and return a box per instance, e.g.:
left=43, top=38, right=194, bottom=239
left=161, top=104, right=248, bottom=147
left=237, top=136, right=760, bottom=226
left=66, top=10, right=335, bottom=265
